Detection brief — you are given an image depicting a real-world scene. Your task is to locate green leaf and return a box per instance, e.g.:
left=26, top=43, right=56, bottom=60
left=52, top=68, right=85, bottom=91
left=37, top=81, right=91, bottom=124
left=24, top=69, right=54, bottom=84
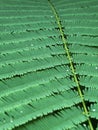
left=0, top=0, right=98, bottom=130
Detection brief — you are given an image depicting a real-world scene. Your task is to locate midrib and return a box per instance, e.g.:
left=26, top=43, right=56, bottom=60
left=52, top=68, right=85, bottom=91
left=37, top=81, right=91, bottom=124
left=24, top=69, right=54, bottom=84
left=48, top=0, right=94, bottom=130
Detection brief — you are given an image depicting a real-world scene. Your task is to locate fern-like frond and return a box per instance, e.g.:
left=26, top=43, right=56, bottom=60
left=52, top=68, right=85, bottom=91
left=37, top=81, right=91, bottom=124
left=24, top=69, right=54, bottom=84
left=14, top=107, right=87, bottom=130
left=0, top=0, right=98, bottom=130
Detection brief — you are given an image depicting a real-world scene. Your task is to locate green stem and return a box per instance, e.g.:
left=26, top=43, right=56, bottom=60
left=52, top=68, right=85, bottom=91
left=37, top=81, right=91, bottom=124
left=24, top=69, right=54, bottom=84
left=48, top=0, right=94, bottom=130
